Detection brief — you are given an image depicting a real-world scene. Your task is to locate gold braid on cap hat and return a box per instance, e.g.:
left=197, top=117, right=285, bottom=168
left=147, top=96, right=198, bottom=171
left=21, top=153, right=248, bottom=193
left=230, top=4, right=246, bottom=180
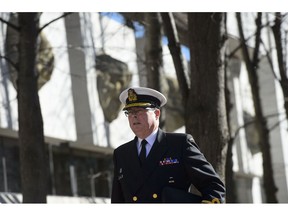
left=123, top=88, right=160, bottom=110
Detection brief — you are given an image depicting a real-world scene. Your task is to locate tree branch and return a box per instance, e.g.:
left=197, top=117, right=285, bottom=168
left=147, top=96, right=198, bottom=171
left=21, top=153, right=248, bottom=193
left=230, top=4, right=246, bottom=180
left=161, top=12, right=189, bottom=102
left=0, top=16, right=20, bottom=31
left=0, top=54, right=19, bottom=71
left=38, top=12, right=72, bottom=33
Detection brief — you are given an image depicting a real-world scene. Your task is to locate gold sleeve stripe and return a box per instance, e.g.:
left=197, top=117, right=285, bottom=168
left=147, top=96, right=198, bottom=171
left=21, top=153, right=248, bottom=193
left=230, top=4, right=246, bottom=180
left=201, top=198, right=220, bottom=203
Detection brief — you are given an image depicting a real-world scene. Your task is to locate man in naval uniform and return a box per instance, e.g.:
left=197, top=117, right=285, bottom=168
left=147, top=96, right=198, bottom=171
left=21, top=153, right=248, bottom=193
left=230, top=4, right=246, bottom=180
left=111, top=87, right=225, bottom=203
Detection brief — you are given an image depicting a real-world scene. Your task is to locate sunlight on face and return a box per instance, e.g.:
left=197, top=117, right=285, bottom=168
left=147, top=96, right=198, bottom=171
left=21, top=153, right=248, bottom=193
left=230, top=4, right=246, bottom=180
left=126, top=107, right=160, bottom=139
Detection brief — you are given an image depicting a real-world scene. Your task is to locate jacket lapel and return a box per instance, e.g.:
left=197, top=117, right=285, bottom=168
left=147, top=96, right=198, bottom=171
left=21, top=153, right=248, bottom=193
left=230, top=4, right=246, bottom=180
left=124, top=137, right=145, bottom=193
left=144, top=129, right=168, bottom=170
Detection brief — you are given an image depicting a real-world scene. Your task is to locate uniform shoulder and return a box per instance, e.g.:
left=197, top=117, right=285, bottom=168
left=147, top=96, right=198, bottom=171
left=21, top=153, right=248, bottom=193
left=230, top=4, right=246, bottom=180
left=165, top=132, right=194, bottom=142
left=114, top=140, right=134, bottom=152
left=164, top=132, right=198, bottom=149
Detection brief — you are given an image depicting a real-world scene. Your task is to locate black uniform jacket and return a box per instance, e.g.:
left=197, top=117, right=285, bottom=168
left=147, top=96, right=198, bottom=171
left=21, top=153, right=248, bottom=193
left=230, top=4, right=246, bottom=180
left=111, top=129, right=225, bottom=203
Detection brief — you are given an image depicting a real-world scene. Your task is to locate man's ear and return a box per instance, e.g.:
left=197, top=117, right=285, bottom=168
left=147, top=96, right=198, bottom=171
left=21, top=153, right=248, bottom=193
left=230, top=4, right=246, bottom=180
left=154, top=109, right=161, bottom=120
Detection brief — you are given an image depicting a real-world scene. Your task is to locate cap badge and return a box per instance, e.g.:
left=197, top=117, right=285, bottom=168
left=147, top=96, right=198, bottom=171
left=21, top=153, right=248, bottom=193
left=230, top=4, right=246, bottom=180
left=128, top=88, right=137, bottom=102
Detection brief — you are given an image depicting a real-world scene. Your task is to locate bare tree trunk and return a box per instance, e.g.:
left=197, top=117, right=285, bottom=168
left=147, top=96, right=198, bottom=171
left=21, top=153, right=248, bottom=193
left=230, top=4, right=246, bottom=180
left=236, top=12, right=278, bottom=203
left=187, top=13, right=229, bottom=180
left=271, top=12, right=288, bottom=121
left=225, top=136, right=237, bottom=202
left=145, top=13, right=163, bottom=89
left=18, top=12, right=47, bottom=203
left=144, top=13, right=166, bottom=128
left=224, top=59, right=237, bottom=203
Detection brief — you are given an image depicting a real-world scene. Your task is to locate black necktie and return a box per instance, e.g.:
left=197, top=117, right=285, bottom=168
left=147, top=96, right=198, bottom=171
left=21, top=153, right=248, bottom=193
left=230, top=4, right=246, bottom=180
left=139, top=139, right=148, bottom=166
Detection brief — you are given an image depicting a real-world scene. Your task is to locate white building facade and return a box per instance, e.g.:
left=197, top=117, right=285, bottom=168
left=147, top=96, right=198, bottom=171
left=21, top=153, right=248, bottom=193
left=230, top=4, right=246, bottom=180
left=0, top=12, right=287, bottom=203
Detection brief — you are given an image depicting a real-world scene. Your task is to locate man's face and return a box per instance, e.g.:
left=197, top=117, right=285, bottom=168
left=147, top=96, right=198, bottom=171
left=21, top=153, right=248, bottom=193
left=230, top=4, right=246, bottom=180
left=125, top=107, right=160, bottom=139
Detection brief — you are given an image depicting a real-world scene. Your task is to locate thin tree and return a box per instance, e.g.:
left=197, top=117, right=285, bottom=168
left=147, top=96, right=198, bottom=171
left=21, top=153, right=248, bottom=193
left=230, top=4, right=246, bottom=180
left=160, top=12, right=189, bottom=106
left=271, top=12, right=288, bottom=121
left=224, top=59, right=237, bottom=203
left=236, top=12, right=278, bottom=203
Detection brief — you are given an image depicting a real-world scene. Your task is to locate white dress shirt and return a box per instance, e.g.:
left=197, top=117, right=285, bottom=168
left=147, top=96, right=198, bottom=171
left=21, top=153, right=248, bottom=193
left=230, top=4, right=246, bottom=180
left=137, top=128, right=158, bottom=157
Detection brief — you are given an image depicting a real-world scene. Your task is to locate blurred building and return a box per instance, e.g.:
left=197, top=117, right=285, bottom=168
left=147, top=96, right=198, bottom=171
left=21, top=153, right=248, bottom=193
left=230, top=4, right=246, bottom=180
left=0, top=12, right=287, bottom=203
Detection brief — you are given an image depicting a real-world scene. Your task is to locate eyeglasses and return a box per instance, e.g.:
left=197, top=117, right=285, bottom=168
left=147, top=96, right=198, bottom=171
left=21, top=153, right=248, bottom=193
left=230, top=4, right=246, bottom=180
left=124, top=108, right=155, bottom=117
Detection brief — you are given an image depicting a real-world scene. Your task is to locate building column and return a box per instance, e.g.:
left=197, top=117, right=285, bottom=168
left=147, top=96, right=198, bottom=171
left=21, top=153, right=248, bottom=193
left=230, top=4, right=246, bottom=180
left=64, top=13, right=94, bottom=145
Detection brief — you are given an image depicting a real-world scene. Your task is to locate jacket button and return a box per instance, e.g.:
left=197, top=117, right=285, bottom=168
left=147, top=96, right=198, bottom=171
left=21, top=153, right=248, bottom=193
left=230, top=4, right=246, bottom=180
left=133, top=196, right=138, bottom=202
left=152, top=193, right=158, bottom=199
